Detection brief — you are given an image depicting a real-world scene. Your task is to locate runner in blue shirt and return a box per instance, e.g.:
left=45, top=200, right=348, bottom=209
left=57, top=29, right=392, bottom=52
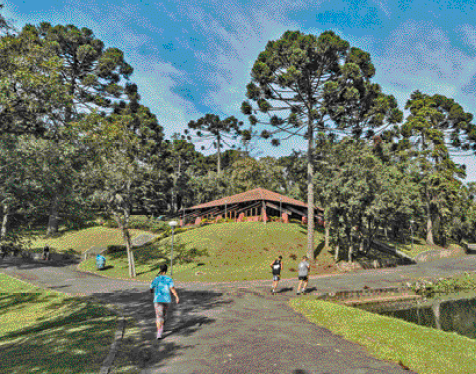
left=150, top=264, right=179, bottom=339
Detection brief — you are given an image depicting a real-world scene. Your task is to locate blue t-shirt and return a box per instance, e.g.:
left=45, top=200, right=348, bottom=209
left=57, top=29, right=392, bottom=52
left=150, top=275, right=174, bottom=303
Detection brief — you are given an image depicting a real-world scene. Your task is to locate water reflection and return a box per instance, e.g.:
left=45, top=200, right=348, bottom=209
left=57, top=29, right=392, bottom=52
left=356, top=297, right=476, bottom=339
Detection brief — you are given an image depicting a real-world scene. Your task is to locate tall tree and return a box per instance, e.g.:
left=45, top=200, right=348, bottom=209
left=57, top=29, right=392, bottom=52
left=31, top=22, right=136, bottom=235
left=80, top=102, right=166, bottom=278
left=0, top=3, right=14, bottom=35
left=241, top=30, right=396, bottom=260
left=166, top=135, right=200, bottom=212
left=186, top=114, right=243, bottom=175
left=0, top=26, right=68, bottom=137
left=401, top=91, right=475, bottom=244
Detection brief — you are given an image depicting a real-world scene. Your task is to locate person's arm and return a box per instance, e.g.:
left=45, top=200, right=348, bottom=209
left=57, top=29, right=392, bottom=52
left=270, top=261, right=274, bottom=268
left=170, top=286, right=179, bottom=304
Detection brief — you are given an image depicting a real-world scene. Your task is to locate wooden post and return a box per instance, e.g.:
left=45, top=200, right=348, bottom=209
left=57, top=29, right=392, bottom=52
left=262, top=200, right=266, bottom=225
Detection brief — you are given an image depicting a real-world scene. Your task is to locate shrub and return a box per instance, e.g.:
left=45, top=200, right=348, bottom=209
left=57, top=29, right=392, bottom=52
left=106, top=245, right=126, bottom=254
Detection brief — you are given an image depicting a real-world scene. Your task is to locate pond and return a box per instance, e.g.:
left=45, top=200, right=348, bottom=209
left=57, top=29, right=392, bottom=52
left=356, top=295, right=476, bottom=340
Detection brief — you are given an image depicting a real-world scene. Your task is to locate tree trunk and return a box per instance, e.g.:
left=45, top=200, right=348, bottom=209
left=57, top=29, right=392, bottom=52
left=122, top=227, right=136, bottom=278
left=306, top=121, right=315, bottom=261
left=426, top=202, right=434, bottom=245
left=324, top=207, right=330, bottom=248
left=347, top=229, right=353, bottom=263
left=47, top=195, right=60, bottom=236
left=1, top=203, right=8, bottom=240
left=325, top=225, right=330, bottom=249
left=334, top=241, right=340, bottom=261
left=217, top=135, right=222, bottom=175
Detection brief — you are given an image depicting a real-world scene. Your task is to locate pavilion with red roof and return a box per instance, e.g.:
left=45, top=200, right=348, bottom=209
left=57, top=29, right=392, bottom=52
left=181, top=187, right=324, bottom=226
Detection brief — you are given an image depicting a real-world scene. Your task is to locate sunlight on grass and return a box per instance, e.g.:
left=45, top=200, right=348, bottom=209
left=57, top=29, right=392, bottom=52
left=26, top=226, right=151, bottom=253
left=290, top=298, right=476, bottom=374
left=79, top=222, right=335, bottom=282
left=0, top=273, right=116, bottom=374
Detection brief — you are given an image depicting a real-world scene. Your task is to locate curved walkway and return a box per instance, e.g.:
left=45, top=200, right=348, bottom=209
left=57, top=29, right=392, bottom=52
left=3, top=256, right=476, bottom=373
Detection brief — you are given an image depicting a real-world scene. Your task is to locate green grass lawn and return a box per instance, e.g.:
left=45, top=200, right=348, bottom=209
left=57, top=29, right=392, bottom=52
left=26, top=226, right=151, bottom=254
left=0, top=273, right=117, bottom=374
left=290, top=298, right=476, bottom=374
left=79, top=222, right=336, bottom=282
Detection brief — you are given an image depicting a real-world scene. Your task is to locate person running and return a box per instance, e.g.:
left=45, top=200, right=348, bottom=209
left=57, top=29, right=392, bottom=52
left=296, top=256, right=310, bottom=295
left=150, top=264, right=179, bottom=339
left=270, top=255, right=283, bottom=294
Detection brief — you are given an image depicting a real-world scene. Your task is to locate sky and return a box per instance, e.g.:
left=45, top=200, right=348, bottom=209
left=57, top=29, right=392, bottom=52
left=3, top=0, right=476, bottom=181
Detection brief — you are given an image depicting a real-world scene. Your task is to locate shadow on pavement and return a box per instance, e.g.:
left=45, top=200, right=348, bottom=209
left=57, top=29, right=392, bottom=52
left=86, top=287, right=232, bottom=371
left=0, top=257, right=79, bottom=269
left=276, top=287, right=293, bottom=294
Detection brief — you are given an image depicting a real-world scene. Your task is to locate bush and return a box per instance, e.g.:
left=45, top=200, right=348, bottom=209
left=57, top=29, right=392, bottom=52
left=106, top=245, right=126, bottom=254
left=410, top=274, right=476, bottom=297
left=102, top=216, right=170, bottom=233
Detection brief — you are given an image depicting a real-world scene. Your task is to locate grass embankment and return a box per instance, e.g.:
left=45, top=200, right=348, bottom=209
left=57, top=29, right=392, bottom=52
left=380, top=235, right=465, bottom=259
left=0, top=273, right=117, bottom=374
left=27, top=226, right=151, bottom=254
left=290, top=298, right=476, bottom=374
left=79, top=222, right=335, bottom=282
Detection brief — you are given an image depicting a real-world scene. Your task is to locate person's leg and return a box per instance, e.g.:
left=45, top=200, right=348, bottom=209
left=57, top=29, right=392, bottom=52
left=154, top=303, right=166, bottom=338
left=297, top=279, right=303, bottom=294
left=302, top=277, right=309, bottom=293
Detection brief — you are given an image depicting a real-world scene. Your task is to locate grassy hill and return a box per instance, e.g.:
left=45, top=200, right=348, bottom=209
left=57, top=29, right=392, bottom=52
left=80, top=222, right=336, bottom=282
left=26, top=226, right=151, bottom=254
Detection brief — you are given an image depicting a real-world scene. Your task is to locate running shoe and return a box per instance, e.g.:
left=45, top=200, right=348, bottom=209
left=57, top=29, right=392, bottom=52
left=157, top=326, right=164, bottom=340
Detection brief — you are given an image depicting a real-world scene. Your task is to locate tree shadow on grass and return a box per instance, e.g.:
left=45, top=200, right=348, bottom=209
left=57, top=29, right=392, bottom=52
left=314, top=241, right=325, bottom=258
left=0, top=298, right=117, bottom=374
left=85, top=287, right=232, bottom=372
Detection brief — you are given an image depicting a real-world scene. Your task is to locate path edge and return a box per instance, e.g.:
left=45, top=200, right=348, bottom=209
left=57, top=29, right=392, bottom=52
left=99, top=309, right=125, bottom=374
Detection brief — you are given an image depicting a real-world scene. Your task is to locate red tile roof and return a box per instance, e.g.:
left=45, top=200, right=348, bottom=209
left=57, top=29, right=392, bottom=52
left=186, top=187, right=321, bottom=211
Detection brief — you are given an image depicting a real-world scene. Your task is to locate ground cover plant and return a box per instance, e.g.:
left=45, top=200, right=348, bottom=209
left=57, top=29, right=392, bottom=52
left=410, top=272, right=476, bottom=298
left=0, top=273, right=117, bottom=374
left=79, top=222, right=336, bottom=282
left=290, top=298, right=476, bottom=374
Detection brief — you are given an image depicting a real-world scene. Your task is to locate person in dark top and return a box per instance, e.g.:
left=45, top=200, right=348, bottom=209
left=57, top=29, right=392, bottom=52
left=269, top=255, right=283, bottom=294
left=42, top=245, right=50, bottom=261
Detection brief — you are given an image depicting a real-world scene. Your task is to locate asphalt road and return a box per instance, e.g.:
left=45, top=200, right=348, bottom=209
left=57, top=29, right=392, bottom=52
left=3, top=255, right=476, bottom=373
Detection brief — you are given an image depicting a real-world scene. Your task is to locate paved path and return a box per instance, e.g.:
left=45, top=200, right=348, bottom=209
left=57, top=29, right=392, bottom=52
left=2, top=255, right=476, bottom=373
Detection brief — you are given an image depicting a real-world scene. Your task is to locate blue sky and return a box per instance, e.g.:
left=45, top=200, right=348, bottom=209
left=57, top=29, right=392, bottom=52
left=4, top=0, right=476, bottom=181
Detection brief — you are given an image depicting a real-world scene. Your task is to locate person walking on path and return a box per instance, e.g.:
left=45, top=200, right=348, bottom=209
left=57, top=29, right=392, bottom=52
left=270, top=255, right=283, bottom=294
left=150, top=264, right=179, bottom=339
left=296, top=256, right=310, bottom=295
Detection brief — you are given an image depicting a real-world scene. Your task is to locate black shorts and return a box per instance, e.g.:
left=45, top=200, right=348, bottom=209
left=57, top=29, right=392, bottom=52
left=298, top=275, right=308, bottom=281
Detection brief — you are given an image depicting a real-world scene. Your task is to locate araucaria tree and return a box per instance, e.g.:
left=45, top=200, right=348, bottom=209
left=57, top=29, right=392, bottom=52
left=32, top=23, right=135, bottom=235
left=401, top=91, right=476, bottom=245
left=186, top=114, right=243, bottom=175
left=80, top=101, right=166, bottom=278
left=242, top=30, right=400, bottom=260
